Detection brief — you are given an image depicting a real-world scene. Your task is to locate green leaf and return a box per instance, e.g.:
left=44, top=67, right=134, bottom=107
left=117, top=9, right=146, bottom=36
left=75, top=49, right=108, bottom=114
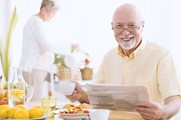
left=0, top=7, right=18, bottom=81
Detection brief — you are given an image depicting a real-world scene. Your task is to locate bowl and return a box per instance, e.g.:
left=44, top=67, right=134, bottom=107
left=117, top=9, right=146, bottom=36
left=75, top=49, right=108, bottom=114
left=89, top=109, right=110, bottom=120
left=59, top=81, right=76, bottom=95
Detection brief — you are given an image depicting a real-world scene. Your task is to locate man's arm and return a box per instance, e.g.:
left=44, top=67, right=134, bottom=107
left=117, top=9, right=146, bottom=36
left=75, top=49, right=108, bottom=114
left=164, top=95, right=181, bottom=119
left=136, top=95, right=181, bottom=120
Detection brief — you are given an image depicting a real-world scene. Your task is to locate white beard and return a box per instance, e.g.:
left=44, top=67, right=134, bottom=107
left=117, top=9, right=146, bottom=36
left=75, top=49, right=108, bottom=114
left=118, top=37, right=136, bottom=50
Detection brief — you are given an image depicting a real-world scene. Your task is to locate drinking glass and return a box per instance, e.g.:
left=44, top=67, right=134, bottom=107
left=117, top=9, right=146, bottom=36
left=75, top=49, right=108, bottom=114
left=41, top=96, right=56, bottom=117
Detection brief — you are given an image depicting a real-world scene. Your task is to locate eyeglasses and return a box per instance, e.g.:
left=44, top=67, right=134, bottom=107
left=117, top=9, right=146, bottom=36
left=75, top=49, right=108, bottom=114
left=112, top=23, right=141, bottom=33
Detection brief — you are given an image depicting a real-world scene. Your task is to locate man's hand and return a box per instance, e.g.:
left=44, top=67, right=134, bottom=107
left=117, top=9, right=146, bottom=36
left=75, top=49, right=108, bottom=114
left=135, top=101, right=167, bottom=120
left=136, top=95, right=181, bottom=120
left=65, top=82, right=89, bottom=103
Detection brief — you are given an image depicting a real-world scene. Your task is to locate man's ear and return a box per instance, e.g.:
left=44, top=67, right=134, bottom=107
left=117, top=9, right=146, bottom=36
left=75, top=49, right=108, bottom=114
left=141, top=21, right=145, bottom=28
left=111, top=22, right=114, bottom=30
left=140, top=21, right=145, bottom=33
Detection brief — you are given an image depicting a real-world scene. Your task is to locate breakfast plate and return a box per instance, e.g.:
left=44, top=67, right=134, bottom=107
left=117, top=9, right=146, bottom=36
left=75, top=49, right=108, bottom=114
left=54, top=109, right=89, bottom=120
left=59, top=113, right=89, bottom=120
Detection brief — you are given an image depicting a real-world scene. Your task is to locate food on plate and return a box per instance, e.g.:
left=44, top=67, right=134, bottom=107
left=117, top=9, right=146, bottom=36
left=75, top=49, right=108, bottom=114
left=0, top=91, right=5, bottom=100
left=14, top=108, right=29, bottom=119
left=29, top=106, right=44, bottom=118
left=63, top=103, right=76, bottom=109
left=34, top=105, right=44, bottom=115
left=15, top=104, right=28, bottom=111
left=0, top=105, right=11, bottom=118
left=8, top=107, right=21, bottom=119
left=0, top=98, right=8, bottom=105
left=60, top=103, right=89, bottom=114
left=79, top=103, right=91, bottom=109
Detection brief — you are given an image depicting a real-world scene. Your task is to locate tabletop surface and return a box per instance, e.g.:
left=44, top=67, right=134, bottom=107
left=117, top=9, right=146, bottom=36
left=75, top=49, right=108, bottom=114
left=43, top=111, right=144, bottom=120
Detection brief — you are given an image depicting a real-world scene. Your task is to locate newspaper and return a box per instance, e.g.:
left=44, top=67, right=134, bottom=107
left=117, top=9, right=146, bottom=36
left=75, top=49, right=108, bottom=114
left=87, top=84, right=149, bottom=112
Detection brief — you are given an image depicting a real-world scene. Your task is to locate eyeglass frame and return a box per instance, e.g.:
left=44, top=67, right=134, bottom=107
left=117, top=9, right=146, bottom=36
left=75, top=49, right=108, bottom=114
left=111, top=22, right=144, bottom=33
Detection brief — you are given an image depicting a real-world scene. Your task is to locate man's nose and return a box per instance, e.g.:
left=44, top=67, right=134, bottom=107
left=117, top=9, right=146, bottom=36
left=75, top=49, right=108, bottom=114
left=121, top=28, right=130, bottom=35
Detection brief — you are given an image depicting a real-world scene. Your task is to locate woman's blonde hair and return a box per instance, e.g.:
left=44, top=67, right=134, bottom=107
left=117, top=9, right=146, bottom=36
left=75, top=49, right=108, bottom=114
left=40, top=0, right=59, bottom=12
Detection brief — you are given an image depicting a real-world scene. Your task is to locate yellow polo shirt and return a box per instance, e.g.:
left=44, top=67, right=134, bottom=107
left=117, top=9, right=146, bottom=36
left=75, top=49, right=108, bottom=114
left=93, top=41, right=181, bottom=120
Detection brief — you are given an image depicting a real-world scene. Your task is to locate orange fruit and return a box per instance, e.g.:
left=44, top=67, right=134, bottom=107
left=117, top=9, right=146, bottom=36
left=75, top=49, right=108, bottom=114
left=14, top=109, right=29, bottom=119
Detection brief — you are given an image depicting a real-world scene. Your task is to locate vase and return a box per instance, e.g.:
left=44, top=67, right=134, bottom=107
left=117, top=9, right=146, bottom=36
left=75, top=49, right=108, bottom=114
left=81, top=68, right=93, bottom=80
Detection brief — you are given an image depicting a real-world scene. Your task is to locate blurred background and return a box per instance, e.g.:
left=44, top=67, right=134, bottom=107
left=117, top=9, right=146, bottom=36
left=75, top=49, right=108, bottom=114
left=1, top=0, right=181, bottom=118
left=0, top=0, right=181, bottom=79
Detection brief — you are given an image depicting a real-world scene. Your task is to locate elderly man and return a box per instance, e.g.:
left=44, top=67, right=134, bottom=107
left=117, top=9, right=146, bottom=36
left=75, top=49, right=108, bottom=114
left=66, top=4, right=181, bottom=120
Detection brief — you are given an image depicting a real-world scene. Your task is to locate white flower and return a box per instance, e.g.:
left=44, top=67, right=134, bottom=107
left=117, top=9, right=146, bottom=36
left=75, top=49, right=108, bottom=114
left=64, top=55, right=76, bottom=68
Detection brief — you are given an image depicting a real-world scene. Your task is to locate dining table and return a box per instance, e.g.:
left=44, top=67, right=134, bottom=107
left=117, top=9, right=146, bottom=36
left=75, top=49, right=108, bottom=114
left=26, top=79, right=144, bottom=120
left=27, top=100, right=144, bottom=120
left=42, top=110, right=144, bottom=120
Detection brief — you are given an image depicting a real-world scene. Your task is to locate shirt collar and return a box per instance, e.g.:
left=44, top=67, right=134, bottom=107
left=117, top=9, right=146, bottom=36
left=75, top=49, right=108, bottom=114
left=117, top=40, right=147, bottom=59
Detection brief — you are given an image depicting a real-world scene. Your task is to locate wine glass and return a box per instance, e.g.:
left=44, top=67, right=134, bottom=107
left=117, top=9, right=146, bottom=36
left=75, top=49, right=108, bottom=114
left=25, top=85, right=34, bottom=103
left=41, top=96, right=56, bottom=117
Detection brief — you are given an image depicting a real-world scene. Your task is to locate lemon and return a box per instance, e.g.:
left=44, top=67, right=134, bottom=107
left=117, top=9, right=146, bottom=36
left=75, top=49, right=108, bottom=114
left=10, top=90, right=25, bottom=95
left=8, top=107, right=21, bottom=119
left=14, top=109, right=29, bottom=119
left=0, top=109, right=8, bottom=118
left=9, top=90, right=25, bottom=102
left=34, top=106, right=44, bottom=115
left=0, top=105, right=11, bottom=118
left=15, top=104, right=28, bottom=110
left=0, top=104, right=11, bottom=110
left=29, top=107, right=42, bottom=118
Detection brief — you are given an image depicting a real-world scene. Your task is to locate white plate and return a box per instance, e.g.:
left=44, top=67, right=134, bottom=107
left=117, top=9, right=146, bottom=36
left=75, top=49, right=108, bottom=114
left=59, top=113, right=89, bottom=120
left=53, top=108, right=67, bottom=114
left=54, top=109, right=89, bottom=120
left=31, top=114, right=49, bottom=120
left=53, top=108, right=90, bottom=114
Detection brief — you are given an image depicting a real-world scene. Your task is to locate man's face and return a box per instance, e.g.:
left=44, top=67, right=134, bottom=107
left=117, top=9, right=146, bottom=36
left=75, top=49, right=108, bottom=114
left=112, top=9, right=144, bottom=51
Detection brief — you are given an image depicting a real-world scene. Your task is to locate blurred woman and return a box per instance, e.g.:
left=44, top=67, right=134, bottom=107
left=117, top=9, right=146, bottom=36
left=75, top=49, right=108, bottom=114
left=19, top=0, right=59, bottom=101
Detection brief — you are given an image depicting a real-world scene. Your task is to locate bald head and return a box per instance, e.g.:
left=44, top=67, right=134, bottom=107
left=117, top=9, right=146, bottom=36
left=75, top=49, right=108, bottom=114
left=112, top=4, right=144, bottom=24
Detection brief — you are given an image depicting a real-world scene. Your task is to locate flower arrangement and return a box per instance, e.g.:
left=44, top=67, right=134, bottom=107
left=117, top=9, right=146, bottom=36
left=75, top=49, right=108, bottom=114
left=53, top=44, right=81, bottom=80
left=85, top=58, right=90, bottom=67
left=54, top=43, right=80, bottom=68
left=83, top=52, right=91, bottom=68
left=53, top=44, right=93, bottom=80
left=54, top=54, right=67, bottom=67
left=0, top=7, right=18, bottom=88
left=80, top=52, right=93, bottom=80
